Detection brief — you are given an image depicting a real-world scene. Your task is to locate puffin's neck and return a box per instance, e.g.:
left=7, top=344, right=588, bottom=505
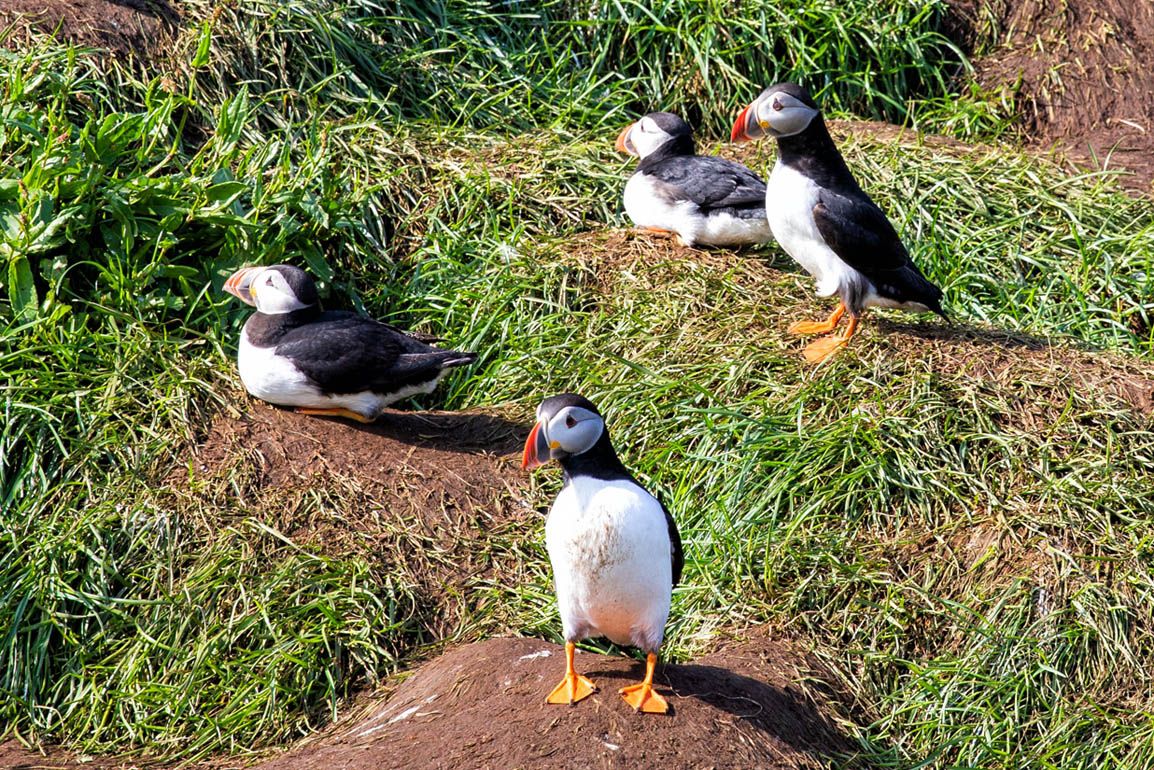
left=243, top=306, right=321, bottom=346
left=558, top=430, right=633, bottom=484
left=775, top=114, right=859, bottom=190
left=638, top=135, right=695, bottom=169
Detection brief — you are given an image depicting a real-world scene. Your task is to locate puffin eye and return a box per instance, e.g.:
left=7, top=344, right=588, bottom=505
left=772, top=98, right=783, bottom=111
left=565, top=414, right=577, bottom=429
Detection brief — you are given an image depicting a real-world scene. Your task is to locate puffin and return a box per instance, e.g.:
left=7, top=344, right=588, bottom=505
left=522, top=393, right=683, bottom=714
left=615, top=111, right=772, bottom=248
left=730, top=83, right=946, bottom=363
left=222, top=264, right=476, bottom=422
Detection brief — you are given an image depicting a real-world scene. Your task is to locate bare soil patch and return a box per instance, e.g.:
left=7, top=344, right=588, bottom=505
left=948, top=0, right=1154, bottom=190
left=0, top=0, right=178, bottom=60
left=255, top=634, right=861, bottom=770
left=174, top=399, right=533, bottom=635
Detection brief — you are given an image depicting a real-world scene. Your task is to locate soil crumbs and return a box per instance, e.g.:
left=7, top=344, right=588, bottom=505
left=0, top=0, right=178, bottom=60
left=949, top=0, right=1154, bottom=190
left=177, top=400, right=531, bottom=635
left=256, top=635, right=860, bottom=770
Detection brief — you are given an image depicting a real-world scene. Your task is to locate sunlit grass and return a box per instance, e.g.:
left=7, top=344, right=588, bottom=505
left=1, top=5, right=1153, bottom=768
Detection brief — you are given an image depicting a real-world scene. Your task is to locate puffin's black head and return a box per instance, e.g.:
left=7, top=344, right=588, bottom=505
left=615, top=112, right=695, bottom=159
left=522, top=393, right=608, bottom=469
left=223, top=264, right=319, bottom=314
left=731, top=82, right=822, bottom=143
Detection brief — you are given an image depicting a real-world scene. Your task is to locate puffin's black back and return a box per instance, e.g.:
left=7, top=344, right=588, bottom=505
left=763, top=85, right=946, bottom=315
left=243, top=265, right=475, bottom=396
left=633, top=112, right=765, bottom=215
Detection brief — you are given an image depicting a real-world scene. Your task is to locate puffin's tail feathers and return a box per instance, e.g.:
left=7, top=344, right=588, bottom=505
left=441, top=351, right=478, bottom=368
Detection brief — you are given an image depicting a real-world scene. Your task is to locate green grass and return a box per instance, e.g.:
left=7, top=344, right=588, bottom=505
left=166, top=0, right=996, bottom=139
left=2, top=2, right=1154, bottom=767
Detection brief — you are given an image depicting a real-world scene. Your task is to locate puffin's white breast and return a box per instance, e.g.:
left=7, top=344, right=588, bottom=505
left=236, top=328, right=318, bottom=406
left=623, top=173, right=700, bottom=240
left=765, top=161, right=859, bottom=296
left=545, top=476, right=672, bottom=652
left=625, top=173, right=771, bottom=247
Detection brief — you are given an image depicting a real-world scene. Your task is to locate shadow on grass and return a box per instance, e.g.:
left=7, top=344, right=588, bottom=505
left=875, top=315, right=1058, bottom=351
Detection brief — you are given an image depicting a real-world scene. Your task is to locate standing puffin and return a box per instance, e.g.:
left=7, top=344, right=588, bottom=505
left=616, top=111, right=772, bottom=248
left=523, top=393, right=683, bottom=714
left=731, top=83, right=946, bottom=363
left=223, top=264, right=476, bottom=422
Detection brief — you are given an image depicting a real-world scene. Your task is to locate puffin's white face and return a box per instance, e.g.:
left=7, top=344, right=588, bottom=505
left=732, top=86, right=821, bottom=142
left=542, top=404, right=604, bottom=456
left=755, top=91, right=819, bottom=138
left=616, top=116, right=676, bottom=159
left=223, top=266, right=313, bottom=315
left=522, top=402, right=606, bottom=468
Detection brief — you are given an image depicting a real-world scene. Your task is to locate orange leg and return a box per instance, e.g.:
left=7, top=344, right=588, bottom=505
left=619, top=651, right=669, bottom=714
left=546, top=641, right=596, bottom=705
left=788, top=302, right=846, bottom=336
left=803, top=314, right=860, bottom=364
left=295, top=407, right=376, bottom=424
left=638, top=226, right=692, bottom=247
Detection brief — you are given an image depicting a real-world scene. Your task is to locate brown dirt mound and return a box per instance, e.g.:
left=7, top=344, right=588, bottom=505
left=174, top=398, right=532, bottom=635
left=0, top=0, right=179, bottom=60
left=255, top=635, right=861, bottom=770
left=950, top=0, right=1154, bottom=190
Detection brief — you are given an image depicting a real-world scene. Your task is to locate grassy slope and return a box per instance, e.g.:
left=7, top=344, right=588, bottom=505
left=1, top=1, right=1153, bottom=767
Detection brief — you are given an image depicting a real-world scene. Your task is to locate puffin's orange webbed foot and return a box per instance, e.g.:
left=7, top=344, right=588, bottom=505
left=547, top=642, right=596, bottom=706
left=788, top=302, right=846, bottom=336
left=295, top=407, right=376, bottom=424
left=618, top=652, right=669, bottom=714
left=801, top=315, right=859, bottom=364
left=619, top=681, right=669, bottom=713
left=547, top=673, right=596, bottom=705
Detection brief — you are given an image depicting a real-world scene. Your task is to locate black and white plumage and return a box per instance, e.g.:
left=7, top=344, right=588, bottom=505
left=616, top=111, right=772, bottom=248
left=732, top=83, right=946, bottom=362
left=523, top=393, right=682, bottom=714
left=223, top=264, right=475, bottom=422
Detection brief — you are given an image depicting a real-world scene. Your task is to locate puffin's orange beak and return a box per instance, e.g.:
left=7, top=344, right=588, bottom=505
left=615, top=123, right=637, bottom=156
left=522, top=422, right=550, bottom=470
left=731, top=102, right=760, bottom=143
left=223, top=266, right=262, bottom=306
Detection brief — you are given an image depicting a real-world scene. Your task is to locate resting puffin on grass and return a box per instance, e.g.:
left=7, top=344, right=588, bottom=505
left=731, top=83, right=946, bottom=363
left=616, top=111, right=772, bottom=248
left=523, top=393, right=683, bottom=714
left=223, top=264, right=476, bottom=423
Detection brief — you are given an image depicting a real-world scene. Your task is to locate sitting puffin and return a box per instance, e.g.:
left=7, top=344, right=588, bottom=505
left=731, top=83, right=946, bottom=363
left=222, top=264, right=476, bottom=422
left=523, top=393, right=683, bottom=714
left=616, top=111, right=772, bottom=248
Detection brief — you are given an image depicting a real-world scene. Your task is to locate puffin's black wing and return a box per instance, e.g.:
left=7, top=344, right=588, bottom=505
left=317, top=310, right=443, bottom=345
left=275, top=315, right=473, bottom=395
left=813, top=189, right=945, bottom=312
left=660, top=499, right=684, bottom=587
left=646, top=156, right=766, bottom=212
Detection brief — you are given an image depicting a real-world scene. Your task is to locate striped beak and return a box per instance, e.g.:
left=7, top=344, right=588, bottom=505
left=730, top=101, right=765, bottom=143
left=615, top=123, right=638, bottom=156
left=521, top=421, right=553, bottom=470
left=223, top=267, right=263, bottom=306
